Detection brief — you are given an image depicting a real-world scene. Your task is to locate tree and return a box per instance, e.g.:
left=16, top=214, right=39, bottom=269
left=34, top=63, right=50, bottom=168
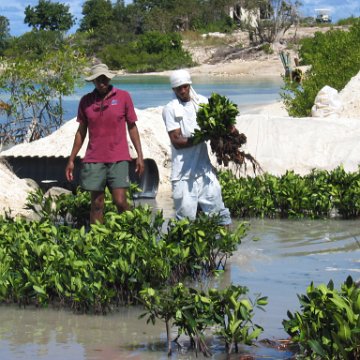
left=24, top=0, right=75, bottom=31
left=234, top=0, right=301, bottom=44
left=79, top=0, right=114, bottom=32
left=4, top=30, right=64, bottom=60
left=78, top=0, right=117, bottom=53
left=0, top=46, right=87, bottom=145
left=0, top=15, right=10, bottom=54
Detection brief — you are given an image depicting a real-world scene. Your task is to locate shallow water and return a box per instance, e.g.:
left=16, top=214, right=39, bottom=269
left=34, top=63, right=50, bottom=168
left=1, top=194, right=359, bottom=359
left=3, top=74, right=280, bottom=124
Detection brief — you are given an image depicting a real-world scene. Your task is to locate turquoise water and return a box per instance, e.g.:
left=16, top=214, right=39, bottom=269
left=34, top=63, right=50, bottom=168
left=62, top=74, right=283, bottom=120
left=0, top=75, right=283, bottom=124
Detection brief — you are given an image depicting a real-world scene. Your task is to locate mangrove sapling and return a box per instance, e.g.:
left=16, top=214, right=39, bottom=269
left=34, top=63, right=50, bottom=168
left=283, top=276, right=360, bottom=359
left=210, top=285, right=268, bottom=354
left=0, top=201, right=248, bottom=313
left=193, top=93, right=260, bottom=174
left=218, top=165, right=360, bottom=219
left=138, top=284, right=192, bottom=357
left=139, top=283, right=268, bottom=357
left=164, top=214, right=247, bottom=281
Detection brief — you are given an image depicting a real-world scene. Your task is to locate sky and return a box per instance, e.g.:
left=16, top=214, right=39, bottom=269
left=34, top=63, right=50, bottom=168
left=0, top=0, right=359, bottom=37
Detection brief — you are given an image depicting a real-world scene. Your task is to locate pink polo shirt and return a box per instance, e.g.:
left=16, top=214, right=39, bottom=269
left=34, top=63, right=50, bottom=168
left=77, top=86, right=137, bottom=163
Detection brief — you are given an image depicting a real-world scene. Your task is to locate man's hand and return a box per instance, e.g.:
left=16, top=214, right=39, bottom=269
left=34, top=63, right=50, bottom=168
left=65, top=160, right=75, bottom=182
left=135, top=157, right=145, bottom=177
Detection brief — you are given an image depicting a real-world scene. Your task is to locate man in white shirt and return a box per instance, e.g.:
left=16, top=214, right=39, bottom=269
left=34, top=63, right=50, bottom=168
left=162, top=69, right=231, bottom=226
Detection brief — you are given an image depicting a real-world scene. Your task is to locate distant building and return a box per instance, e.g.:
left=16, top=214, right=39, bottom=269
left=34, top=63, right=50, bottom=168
left=315, top=8, right=332, bottom=23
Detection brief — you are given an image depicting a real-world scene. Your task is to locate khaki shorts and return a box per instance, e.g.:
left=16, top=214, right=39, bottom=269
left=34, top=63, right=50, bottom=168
left=80, top=161, right=129, bottom=191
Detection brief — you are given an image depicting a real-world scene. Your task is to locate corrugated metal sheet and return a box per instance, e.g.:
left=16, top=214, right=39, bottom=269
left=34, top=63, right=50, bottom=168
left=3, top=155, right=159, bottom=198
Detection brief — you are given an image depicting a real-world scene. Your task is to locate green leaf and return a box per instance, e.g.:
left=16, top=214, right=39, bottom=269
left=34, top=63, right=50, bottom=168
left=308, top=339, right=327, bottom=357
left=33, top=285, right=46, bottom=295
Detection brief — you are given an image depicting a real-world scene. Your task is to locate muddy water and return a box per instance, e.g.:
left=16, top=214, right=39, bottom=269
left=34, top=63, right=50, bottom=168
left=1, top=195, right=359, bottom=359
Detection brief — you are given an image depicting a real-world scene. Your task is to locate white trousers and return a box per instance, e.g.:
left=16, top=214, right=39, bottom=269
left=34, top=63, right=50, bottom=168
left=172, top=170, right=231, bottom=225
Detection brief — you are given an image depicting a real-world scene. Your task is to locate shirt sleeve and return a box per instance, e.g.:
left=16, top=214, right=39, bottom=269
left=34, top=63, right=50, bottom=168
left=124, top=91, right=138, bottom=123
left=162, top=103, right=180, bottom=132
left=77, top=96, right=88, bottom=125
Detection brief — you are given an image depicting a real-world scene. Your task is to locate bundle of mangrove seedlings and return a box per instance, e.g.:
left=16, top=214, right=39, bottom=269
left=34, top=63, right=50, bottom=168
left=193, top=93, right=260, bottom=173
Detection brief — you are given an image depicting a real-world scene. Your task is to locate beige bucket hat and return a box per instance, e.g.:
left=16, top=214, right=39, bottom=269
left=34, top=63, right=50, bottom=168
left=85, top=63, right=116, bottom=82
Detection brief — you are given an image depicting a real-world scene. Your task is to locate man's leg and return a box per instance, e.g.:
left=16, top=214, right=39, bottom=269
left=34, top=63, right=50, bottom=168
left=112, top=187, right=130, bottom=213
left=90, top=191, right=105, bottom=224
left=198, top=172, right=232, bottom=226
left=172, top=179, right=198, bottom=220
left=107, top=161, right=130, bottom=214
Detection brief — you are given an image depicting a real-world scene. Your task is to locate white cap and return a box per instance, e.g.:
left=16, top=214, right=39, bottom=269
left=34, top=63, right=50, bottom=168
left=170, top=69, right=192, bottom=88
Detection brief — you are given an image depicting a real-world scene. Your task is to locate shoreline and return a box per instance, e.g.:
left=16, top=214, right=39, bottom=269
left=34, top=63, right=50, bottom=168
left=121, top=54, right=285, bottom=79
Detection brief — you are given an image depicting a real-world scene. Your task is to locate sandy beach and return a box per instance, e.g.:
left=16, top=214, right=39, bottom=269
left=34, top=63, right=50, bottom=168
left=139, top=24, right=339, bottom=79
left=138, top=55, right=285, bottom=79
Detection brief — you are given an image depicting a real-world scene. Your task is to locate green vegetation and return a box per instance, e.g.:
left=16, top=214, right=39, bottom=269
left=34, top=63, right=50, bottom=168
left=0, top=46, right=87, bottom=146
left=337, top=16, right=360, bottom=26
left=140, top=283, right=267, bottom=356
left=0, top=15, right=10, bottom=55
left=24, top=0, right=75, bottom=31
left=2, top=186, right=358, bottom=357
left=99, top=31, right=194, bottom=72
left=194, top=93, right=259, bottom=171
left=219, top=165, right=360, bottom=219
left=281, top=21, right=360, bottom=116
left=283, top=276, right=360, bottom=359
left=0, top=0, right=304, bottom=74
left=0, top=187, right=260, bottom=356
left=0, top=188, right=247, bottom=313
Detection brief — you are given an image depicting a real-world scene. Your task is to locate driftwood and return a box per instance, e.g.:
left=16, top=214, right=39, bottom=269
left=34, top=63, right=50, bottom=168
left=208, top=44, right=267, bottom=64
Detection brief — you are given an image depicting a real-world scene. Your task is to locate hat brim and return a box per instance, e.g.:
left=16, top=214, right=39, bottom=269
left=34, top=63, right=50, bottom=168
left=85, top=72, right=116, bottom=82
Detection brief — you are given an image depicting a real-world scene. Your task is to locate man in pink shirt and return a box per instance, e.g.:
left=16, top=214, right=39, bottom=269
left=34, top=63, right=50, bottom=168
left=65, top=63, right=144, bottom=224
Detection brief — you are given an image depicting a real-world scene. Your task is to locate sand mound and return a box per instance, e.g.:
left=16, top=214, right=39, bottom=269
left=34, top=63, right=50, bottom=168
left=339, top=71, right=360, bottom=118
left=0, top=159, right=33, bottom=218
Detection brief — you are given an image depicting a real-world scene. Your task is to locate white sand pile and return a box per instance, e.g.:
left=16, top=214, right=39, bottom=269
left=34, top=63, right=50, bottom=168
left=339, top=71, right=360, bottom=118
left=0, top=160, right=33, bottom=218
left=235, top=115, right=360, bottom=176
left=1, top=119, right=83, bottom=158
left=243, top=100, right=288, bottom=116
left=129, top=107, right=171, bottom=188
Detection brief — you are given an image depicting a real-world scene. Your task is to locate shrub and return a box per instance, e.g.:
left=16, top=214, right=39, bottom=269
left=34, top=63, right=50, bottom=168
left=283, top=276, right=360, bottom=359
left=219, top=166, right=360, bottom=219
left=99, top=32, right=195, bottom=72
left=281, top=22, right=360, bottom=117
left=139, top=283, right=267, bottom=356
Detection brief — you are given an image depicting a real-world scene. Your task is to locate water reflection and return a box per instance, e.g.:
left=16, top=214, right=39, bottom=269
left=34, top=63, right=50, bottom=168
left=230, top=218, right=360, bottom=341
left=0, top=211, right=359, bottom=359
